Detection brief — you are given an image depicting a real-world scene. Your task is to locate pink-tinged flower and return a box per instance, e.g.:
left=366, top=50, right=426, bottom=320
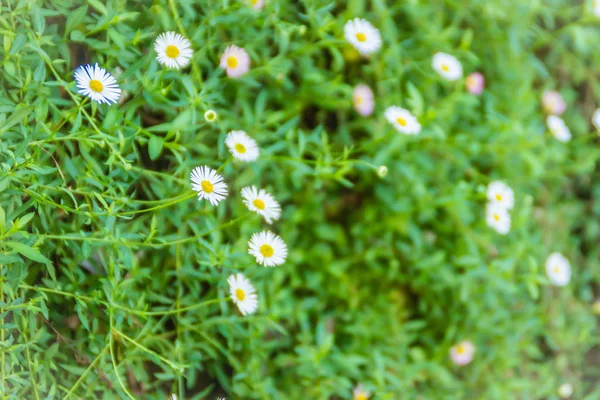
left=542, top=90, right=566, bottom=116
left=220, top=45, right=250, bottom=78
left=466, top=72, right=484, bottom=95
left=352, top=84, right=374, bottom=116
left=249, top=0, right=264, bottom=9
left=450, top=340, right=475, bottom=366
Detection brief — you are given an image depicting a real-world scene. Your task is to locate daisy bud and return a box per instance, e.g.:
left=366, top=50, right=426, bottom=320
left=465, top=72, right=484, bottom=95
left=204, top=109, right=217, bottom=123
left=542, top=90, right=566, bottom=116
left=377, top=165, right=388, bottom=178
left=557, top=383, right=573, bottom=399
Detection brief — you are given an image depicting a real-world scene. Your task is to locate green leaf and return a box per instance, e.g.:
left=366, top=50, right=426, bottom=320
left=0, top=106, right=34, bottom=135
left=9, top=33, right=27, bottom=55
left=65, top=5, right=88, bottom=36
left=148, top=135, right=164, bottom=160
left=5, top=242, right=51, bottom=264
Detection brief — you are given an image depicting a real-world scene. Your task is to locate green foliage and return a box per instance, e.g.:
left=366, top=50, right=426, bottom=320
left=1, top=0, right=600, bottom=398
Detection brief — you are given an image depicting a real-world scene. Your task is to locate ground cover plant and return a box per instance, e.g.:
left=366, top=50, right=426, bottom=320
left=2, top=0, right=600, bottom=398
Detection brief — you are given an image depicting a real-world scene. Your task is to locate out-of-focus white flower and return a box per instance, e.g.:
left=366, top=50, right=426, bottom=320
left=450, top=340, right=475, bottom=366
left=486, top=203, right=511, bottom=235
left=542, top=90, right=566, bottom=116
left=344, top=18, right=382, bottom=56
left=547, top=116, right=571, bottom=142
left=432, top=52, right=463, bottom=81
left=220, top=45, right=250, bottom=78
left=353, top=84, right=375, bottom=116
left=591, top=108, right=600, bottom=132
left=384, top=106, right=421, bottom=135
left=557, top=383, right=573, bottom=398
left=225, top=130, right=259, bottom=162
left=227, top=273, right=258, bottom=316
left=545, top=252, right=571, bottom=286
left=352, top=384, right=371, bottom=400
left=466, top=72, right=484, bottom=95
left=486, top=181, right=514, bottom=211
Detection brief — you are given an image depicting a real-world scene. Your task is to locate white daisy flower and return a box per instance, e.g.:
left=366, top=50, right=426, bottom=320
left=384, top=106, right=421, bottom=135
left=450, top=340, right=475, bottom=366
left=542, top=90, right=566, bottom=116
left=594, top=0, right=600, bottom=17
left=248, top=0, right=264, bottom=9
left=547, top=116, right=571, bottom=142
left=486, top=181, right=514, bottom=211
left=190, top=166, right=228, bottom=206
left=220, top=45, right=251, bottom=78
left=73, top=63, right=121, bottom=105
left=353, top=84, right=375, bottom=116
left=225, top=130, right=259, bottom=162
left=592, top=108, right=600, bottom=131
left=432, top=52, right=463, bottom=81
left=558, top=383, right=573, bottom=399
left=248, top=231, right=288, bottom=267
left=545, top=252, right=571, bottom=287
left=227, top=273, right=258, bottom=316
left=344, top=18, right=382, bottom=56
left=241, top=186, right=281, bottom=224
left=154, top=32, right=193, bottom=69
left=486, top=203, right=511, bottom=235
left=352, top=384, right=371, bottom=400
left=204, top=109, right=217, bottom=123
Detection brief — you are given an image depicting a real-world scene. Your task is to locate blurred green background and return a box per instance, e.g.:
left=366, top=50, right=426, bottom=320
left=1, top=0, right=600, bottom=398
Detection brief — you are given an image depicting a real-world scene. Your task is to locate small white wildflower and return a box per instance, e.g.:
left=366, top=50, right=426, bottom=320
left=377, top=165, right=388, bottom=178
left=248, top=0, right=264, bottom=9
left=592, top=108, right=600, bottom=132
left=594, top=0, right=600, bottom=17
left=449, top=340, right=475, bottom=366
left=248, top=231, right=288, bottom=267
left=352, top=384, right=371, bottom=400
left=542, top=90, right=566, bottom=116
left=545, top=252, right=571, bottom=287
left=384, top=106, right=421, bottom=135
left=220, top=45, right=250, bottom=78
left=486, top=203, right=511, bottom=235
left=154, top=32, right=193, bottom=69
left=344, top=18, right=382, bottom=56
left=225, top=130, right=259, bottom=162
left=558, top=383, right=573, bottom=398
left=227, top=273, right=258, bottom=316
left=190, top=166, right=228, bottom=206
left=432, top=52, right=463, bottom=81
left=241, top=186, right=281, bottom=224
left=353, top=84, right=375, bottom=116
left=486, top=181, right=514, bottom=211
left=74, top=63, right=121, bottom=105
left=204, top=110, right=217, bottom=123
left=547, top=116, right=571, bottom=142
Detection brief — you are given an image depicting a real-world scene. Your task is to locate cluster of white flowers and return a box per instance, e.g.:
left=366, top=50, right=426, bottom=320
left=485, top=181, right=514, bottom=235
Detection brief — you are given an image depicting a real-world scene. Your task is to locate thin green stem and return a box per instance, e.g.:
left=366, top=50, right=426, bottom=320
left=63, top=343, right=110, bottom=399
left=113, top=328, right=184, bottom=372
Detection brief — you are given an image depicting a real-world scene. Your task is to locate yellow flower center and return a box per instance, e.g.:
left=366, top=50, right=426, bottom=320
left=260, top=244, right=274, bottom=257
left=235, top=143, right=247, bottom=154
left=205, top=111, right=216, bottom=121
left=553, top=266, right=560, bottom=274
left=253, top=199, right=265, bottom=210
left=456, top=345, right=465, bottom=354
left=355, top=394, right=368, bottom=400
left=355, top=95, right=363, bottom=105
left=356, top=32, right=367, bottom=42
left=165, top=45, right=180, bottom=59
left=201, top=180, right=214, bottom=193
left=227, top=56, right=238, bottom=69
left=396, top=117, right=407, bottom=126
left=493, top=213, right=500, bottom=221
left=235, top=288, right=245, bottom=301
left=89, top=79, right=103, bottom=93
left=441, top=64, right=450, bottom=72
left=251, top=0, right=258, bottom=4
left=495, top=194, right=502, bottom=201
